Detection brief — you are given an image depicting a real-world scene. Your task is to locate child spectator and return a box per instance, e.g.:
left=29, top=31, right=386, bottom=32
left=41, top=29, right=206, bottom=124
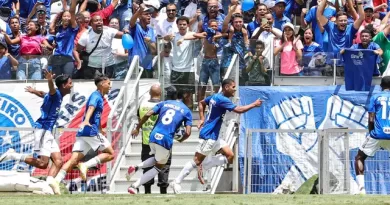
left=0, top=41, right=18, bottom=79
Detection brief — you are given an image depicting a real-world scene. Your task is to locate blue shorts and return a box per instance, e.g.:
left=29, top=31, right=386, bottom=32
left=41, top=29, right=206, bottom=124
left=200, top=58, right=220, bottom=86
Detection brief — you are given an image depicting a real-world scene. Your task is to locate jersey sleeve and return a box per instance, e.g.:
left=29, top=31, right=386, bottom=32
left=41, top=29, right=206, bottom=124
left=184, top=109, right=193, bottom=127
left=88, top=93, right=101, bottom=108
left=204, top=95, right=212, bottom=105
left=368, top=95, right=376, bottom=113
left=304, top=8, right=314, bottom=24
left=218, top=96, right=237, bottom=111
left=152, top=102, right=163, bottom=114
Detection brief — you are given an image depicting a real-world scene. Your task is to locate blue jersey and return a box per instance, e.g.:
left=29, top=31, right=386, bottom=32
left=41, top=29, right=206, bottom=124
left=77, top=91, right=104, bottom=137
left=149, top=100, right=192, bottom=150
left=369, top=91, right=390, bottom=140
left=35, top=89, right=63, bottom=131
left=199, top=93, right=237, bottom=140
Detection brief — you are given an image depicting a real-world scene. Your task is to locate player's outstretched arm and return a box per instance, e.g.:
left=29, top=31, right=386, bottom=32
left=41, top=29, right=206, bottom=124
left=44, top=70, right=56, bottom=95
left=232, top=99, right=263, bottom=114
left=132, top=109, right=155, bottom=138
left=24, top=86, right=46, bottom=98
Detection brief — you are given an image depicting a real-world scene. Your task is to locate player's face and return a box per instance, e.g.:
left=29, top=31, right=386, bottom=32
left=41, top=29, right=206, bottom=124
left=225, top=82, right=236, bottom=97
left=63, top=78, right=73, bottom=94
left=101, top=79, right=112, bottom=95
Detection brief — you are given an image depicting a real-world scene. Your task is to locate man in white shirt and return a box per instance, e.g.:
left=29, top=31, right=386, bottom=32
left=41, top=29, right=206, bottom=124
left=77, top=15, right=124, bottom=79
left=251, top=12, right=282, bottom=70
left=156, top=4, right=178, bottom=40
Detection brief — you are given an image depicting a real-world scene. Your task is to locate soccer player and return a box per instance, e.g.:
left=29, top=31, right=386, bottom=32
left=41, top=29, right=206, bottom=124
left=49, top=75, right=114, bottom=195
left=171, top=79, right=262, bottom=194
left=0, top=71, right=73, bottom=184
left=134, top=84, right=173, bottom=194
left=126, top=88, right=193, bottom=194
left=355, top=76, right=390, bottom=195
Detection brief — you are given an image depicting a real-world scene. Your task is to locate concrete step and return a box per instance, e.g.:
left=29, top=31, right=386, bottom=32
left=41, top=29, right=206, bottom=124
left=127, top=138, right=199, bottom=154
left=113, top=177, right=205, bottom=193
left=116, top=165, right=198, bottom=180
left=122, top=152, right=195, bottom=167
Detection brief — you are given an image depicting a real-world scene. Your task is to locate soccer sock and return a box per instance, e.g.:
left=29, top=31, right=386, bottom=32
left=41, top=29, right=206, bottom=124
left=357, top=175, right=365, bottom=189
left=84, top=156, right=101, bottom=169
left=55, top=169, right=67, bottom=183
left=202, top=155, right=228, bottom=170
left=132, top=166, right=160, bottom=188
left=136, top=157, right=156, bottom=169
left=175, top=160, right=197, bottom=184
left=46, top=176, right=54, bottom=183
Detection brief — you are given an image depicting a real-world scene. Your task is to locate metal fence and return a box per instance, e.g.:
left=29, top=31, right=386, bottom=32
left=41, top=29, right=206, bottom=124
left=243, top=128, right=390, bottom=195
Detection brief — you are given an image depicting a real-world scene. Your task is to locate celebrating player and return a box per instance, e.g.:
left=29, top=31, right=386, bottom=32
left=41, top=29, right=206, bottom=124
left=171, top=79, right=262, bottom=194
left=126, top=88, right=192, bottom=194
left=355, top=76, right=390, bottom=195
left=0, top=71, right=73, bottom=185
left=49, top=75, right=114, bottom=195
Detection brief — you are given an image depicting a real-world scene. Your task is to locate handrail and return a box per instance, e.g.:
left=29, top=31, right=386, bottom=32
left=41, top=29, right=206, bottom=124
left=123, top=55, right=139, bottom=84
left=218, top=54, right=238, bottom=93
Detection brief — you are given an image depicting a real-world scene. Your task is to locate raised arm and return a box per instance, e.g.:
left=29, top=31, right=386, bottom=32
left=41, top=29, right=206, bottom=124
left=70, top=0, right=78, bottom=28
left=25, top=86, right=46, bottom=98
left=353, top=0, right=364, bottom=30
left=130, top=3, right=145, bottom=28
left=316, top=0, right=329, bottom=28
left=44, top=70, right=56, bottom=95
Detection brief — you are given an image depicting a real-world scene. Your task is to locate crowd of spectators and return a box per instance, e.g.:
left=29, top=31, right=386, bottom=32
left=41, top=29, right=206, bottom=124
left=0, top=0, right=387, bottom=95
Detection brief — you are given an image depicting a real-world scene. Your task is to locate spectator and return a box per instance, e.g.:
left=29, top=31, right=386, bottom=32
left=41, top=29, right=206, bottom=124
left=245, top=40, right=271, bottom=86
left=198, top=0, right=224, bottom=33
left=7, top=17, right=20, bottom=58
left=183, top=0, right=199, bottom=32
left=272, top=0, right=290, bottom=31
left=0, top=0, right=17, bottom=23
left=317, top=0, right=364, bottom=75
left=0, top=41, right=18, bottom=79
left=251, top=12, right=282, bottom=70
left=79, top=0, right=119, bottom=26
left=247, top=3, right=268, bottom=38
left=156, top=4, right=178, bottom=40
left=19, top=0, right=51, bottom=32
left=77, top=15, right=124, bottom=79
left=161, top=41, right=172, bottom=88
left=143, top=0, right=164, bottom=28
left=354, top=5, right=380, bottom=44
left=373, top=13, right=390, bottom=74
left=301, top=0, right=336, bottom=52
left=128, top=4, right=157, bottom=78
left=3, top=21, right=53, bottom=80
left=48, top=0, right=78, bottom=77
left=27, top=4, right=49, bottom=36
left=109, top=17, right=128, bottom=79
left=171, top=16, right=196, bottom=109
left=110, top=0, right=133, bottom=30
left=302, top=28, right=323, bottom=76
left=274, top=22, right=303, bottom=76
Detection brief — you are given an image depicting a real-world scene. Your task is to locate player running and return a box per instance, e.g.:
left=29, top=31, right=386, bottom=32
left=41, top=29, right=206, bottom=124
left=171, top=79, right=262, bottom=194
left=355, top=76, right=390, bottom=195
left=0, top=71, right=73, bottom=185
left=49, top=75, right=114, bottom=195
left=126, top=88, right=192, bottom=194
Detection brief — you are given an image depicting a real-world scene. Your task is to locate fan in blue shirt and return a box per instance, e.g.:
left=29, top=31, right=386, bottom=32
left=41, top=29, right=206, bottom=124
left=126, top=87, right=193, bottom=194
left=354, top=76, right=390, bottom=195
left=0, top=71, right=72, bottom=185
left=171, top=79, right=263, bottom=194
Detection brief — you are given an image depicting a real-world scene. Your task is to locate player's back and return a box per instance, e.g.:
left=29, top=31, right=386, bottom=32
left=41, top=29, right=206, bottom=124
left=35, top=89, right=63, bottom=131
left=149, top=100, right=192, bottom=149
left=369, top=91, right=390, bottom=139
left=200, top=93, right=236, bottom=140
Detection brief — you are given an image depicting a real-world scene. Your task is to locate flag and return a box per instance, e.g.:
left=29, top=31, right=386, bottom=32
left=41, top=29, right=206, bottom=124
left=342, top=49, right=378, bottom=91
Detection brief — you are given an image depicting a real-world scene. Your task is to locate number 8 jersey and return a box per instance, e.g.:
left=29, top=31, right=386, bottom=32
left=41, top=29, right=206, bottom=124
left=149, top=100, right=193, bottom=150
left=369, top=91, right=390, bottom=139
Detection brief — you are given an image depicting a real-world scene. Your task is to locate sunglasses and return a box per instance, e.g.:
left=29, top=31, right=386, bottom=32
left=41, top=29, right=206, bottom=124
left=208, top=6, right=218, bottom=10
left=167, top=9, right=176, bottom=12
left=37, top=10, right=46, bottom=15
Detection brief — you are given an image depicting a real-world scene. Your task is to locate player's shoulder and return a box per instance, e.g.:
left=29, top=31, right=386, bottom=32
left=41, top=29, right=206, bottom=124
left=372, top=92, right=390, bottom=100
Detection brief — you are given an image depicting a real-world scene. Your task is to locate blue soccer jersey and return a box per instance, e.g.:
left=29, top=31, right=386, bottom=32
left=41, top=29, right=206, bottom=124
left=35, top=89, right=63, bottom=131
left=368, top=91, right=390, bottom=139
left=77, top=91, right=104, bottom=137
left=149, top=100, right=192, bottom=150
left=199, top=93, right=237, bottom=140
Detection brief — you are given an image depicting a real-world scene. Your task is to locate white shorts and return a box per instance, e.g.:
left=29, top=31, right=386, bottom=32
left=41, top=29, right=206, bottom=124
left=360, top=136, right=390, bottom=157
left=196, top=138, right=227, bottom=156
left=33, top=129, right=60, bottom=157
left=149, top=143, right=171, bottom=164
left=72, top=134, right=111, bottom=156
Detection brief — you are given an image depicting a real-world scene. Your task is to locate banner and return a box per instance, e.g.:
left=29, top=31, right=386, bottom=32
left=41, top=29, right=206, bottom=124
left=343, top=49, right=377, bottom=91
left=239, top=86, right=390, bottom=194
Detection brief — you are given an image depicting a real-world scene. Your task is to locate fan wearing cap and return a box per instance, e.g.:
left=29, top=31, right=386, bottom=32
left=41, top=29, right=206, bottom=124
left=301, top=0, right=336, bottom=51
left=354, top=5, right=381, bottom=44
left=128, top=3, right=157, bottom=78
left=274, top=22, right=303, bottom=76
left=317, top=0, right=364, bottom=66
left=18, top=0, right=50, bottom=32
left=0, top=41, right=18, bottom=79
left=78, top=0, right=119, bottom=26
left=27, top=4, right=50, bottom=36
left=272, top=0, right=291, bottom=31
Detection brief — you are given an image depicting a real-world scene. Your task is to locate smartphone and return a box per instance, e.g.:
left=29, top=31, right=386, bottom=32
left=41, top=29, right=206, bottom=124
left=261, top=18, right=267, bottom=26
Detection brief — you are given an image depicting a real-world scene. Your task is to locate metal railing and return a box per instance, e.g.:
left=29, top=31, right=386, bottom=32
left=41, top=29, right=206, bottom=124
left=106, top=55, right=143, bottom=191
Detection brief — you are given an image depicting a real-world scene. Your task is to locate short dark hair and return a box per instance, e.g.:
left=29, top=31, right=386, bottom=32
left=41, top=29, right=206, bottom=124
left=165, top=86, right=184, bottom=100
left=9, top=16, right=19, bottom=23
left=94, top=75, right=109, bottom=86
left=257, top=3, right=267, bottom=10
left=336, top=11, right=348, bottom=19
left=222, top=79, right=235, bottom=89
left=256, top=40, right=265, bottom=47
left=360, top=29, right=372, bottom=37
left=55, top=75, right=70, bottom=88
left=176, top=16, right=189, bottom=24
left=232, top=13, right=243, bottom=20
left=381, top=76, right=390, bottom=90
left=163, top=41, right=172, bottom=50
left=166, top=3, right=176, bottom=9
left=208, top=19, right=218, bottom=25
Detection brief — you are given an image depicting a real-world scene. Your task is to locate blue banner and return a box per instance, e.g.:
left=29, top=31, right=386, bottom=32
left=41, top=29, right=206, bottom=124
left=239, top=86, right=390, bottom=194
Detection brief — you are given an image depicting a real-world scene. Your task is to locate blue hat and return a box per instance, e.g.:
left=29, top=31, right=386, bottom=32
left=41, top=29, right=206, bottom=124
left=275, top=0, right=287, bottom=6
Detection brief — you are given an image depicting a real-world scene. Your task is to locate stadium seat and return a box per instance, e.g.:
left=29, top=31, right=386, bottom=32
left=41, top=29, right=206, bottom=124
left=69, top=149, right=103, bottom=194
